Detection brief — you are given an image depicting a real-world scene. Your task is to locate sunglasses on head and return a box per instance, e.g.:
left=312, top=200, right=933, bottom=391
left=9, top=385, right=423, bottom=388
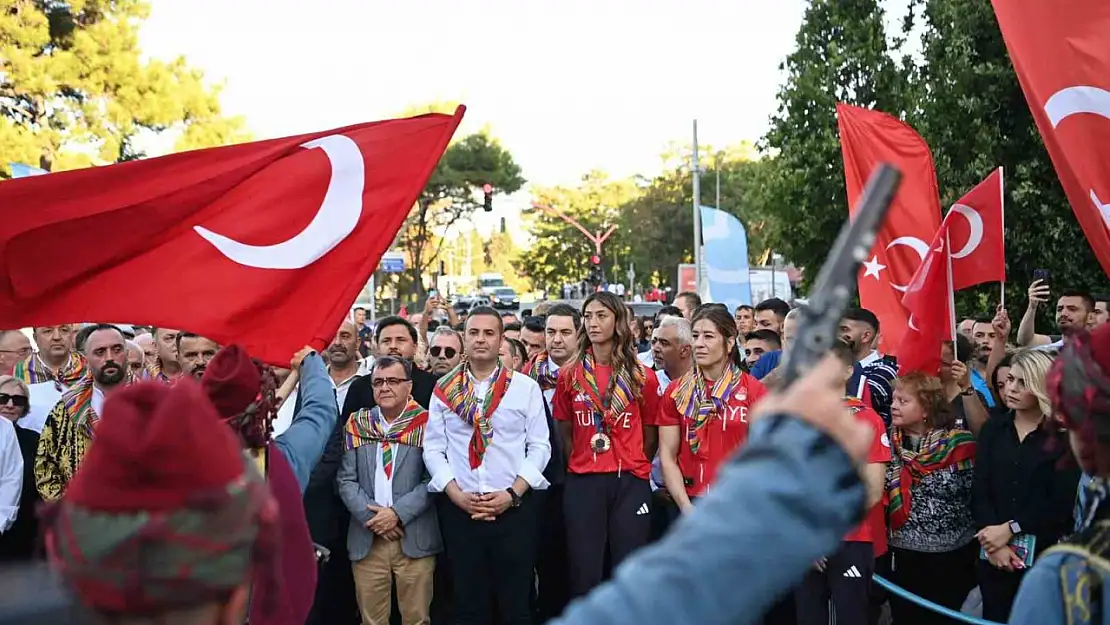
left=430, top=346, right=458, bottom=359
left=0, top=393, right=28, bottom=409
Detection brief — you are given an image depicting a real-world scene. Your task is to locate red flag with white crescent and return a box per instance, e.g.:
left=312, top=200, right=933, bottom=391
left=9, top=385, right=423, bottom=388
left=838, top=103, right=944, bottom=353
left=0, top=108, right=465, bottom=365
left=992, top=0, right=1110, bottom=277
left=948, top=168, right=1006, bottom=291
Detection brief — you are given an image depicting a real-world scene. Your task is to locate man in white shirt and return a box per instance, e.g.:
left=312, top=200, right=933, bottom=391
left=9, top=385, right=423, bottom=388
left=274, top=321, right=372, bottom=436
left=423, top=306, right=551, bottom=625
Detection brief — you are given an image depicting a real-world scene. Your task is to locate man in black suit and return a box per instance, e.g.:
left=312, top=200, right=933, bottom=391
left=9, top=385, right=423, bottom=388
left=305, top=316, right=437, bottom=625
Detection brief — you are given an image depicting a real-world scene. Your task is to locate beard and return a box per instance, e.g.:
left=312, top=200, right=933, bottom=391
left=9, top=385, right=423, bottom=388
left=189, top=364, right=207, bottom=379
left=95, top=363, right=126, bottom=385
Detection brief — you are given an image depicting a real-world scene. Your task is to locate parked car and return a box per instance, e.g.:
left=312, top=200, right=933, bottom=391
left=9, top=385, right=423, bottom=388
left=489, top=287, right=520, bottom=310
left=453, top=295, right=492, bottom=312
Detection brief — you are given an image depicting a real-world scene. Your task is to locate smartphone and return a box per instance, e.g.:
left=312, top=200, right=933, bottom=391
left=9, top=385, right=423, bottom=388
left=1033, top=268, right=1051, bottom=282
left=428, top=289, right=438, bottom=299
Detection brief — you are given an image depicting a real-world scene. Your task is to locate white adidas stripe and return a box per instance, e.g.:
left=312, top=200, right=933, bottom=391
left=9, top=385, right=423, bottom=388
left=635, top=503, right=650, bottom=516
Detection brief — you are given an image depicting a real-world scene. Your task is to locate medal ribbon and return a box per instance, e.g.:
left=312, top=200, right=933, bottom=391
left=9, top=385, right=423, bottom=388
left=575, top=347, right=641, bottom=430
left=434, top=362, right=513, bottom=468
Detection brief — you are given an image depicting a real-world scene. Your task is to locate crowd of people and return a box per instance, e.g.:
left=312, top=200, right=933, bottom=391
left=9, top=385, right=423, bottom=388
left=0, top=277, right=1105, bottom=625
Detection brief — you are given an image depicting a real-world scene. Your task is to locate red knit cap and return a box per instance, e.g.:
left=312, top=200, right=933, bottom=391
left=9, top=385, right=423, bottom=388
left=44, top=380, right=277, bottom=616
left=202, top=345, right=278, bottom=449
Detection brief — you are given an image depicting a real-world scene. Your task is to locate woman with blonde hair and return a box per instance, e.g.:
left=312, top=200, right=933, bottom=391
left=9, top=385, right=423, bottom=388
left=971, top=348, right=1079, bottom=621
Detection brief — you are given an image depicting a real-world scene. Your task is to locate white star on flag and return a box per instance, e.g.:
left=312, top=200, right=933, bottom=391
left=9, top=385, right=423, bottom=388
left=862, top=255, right=886, bottom=280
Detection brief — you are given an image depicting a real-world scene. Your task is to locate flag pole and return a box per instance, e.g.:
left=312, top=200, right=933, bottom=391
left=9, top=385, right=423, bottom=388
left=999, top=166, right=1006, bottom=310
left=692, top=120, right=703, bottom=293
left=946, top=228, right=957, bottom=342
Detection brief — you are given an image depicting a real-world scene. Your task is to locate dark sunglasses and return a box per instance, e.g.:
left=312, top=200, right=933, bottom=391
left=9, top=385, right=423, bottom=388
left=0, top=393, right=29, bottom=409
left=430, top=346, right=458, bottom=359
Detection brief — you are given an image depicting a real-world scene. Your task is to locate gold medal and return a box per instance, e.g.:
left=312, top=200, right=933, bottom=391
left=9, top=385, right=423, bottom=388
left=589, top=432, right=612, bottom=453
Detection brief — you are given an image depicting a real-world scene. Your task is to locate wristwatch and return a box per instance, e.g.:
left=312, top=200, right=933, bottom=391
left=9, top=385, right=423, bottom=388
left=506, top=488, right=522, bottom=508
left=1008, top=520, right=1022, bottom=535
left=960, top=388, right=977, bottom=396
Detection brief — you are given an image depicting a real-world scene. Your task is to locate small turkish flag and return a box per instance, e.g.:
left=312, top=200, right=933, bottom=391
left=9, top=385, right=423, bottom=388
left=948, top=168, right=1006, bottom=291
left=992, top=0, right=1110, bottom=277
left=838, top=103, right=943, bottom=352
left=0, top=107, right=465, bottom=365
left=899, top=227, right=954, bottom=376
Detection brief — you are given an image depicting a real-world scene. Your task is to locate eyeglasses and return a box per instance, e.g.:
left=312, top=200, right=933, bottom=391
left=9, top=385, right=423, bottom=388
left=0, top=394, right=29, bottom=409
left=371, top=377, right=411, bottom=389
left=429, top=346, right=458, bottom=359
left=0, top=348, right=31, bottom=358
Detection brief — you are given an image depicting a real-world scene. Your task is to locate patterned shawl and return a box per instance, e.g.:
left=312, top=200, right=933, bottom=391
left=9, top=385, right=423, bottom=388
left=670, top=363, right=744, bottom=458
left=64, top=377, right=99, bottom=438
left=573, top=347, right=643, bottom=424
left=887, top=427, right=976, bottom=529
left=145, top=358, right=180, bottom=384
left=345, top=399, right=428, bottom=478
left=15, top=352, right=88, bottom=388
left=434, top=362, right=513, bottom=469
left=525, top=352, right=559, bottom=391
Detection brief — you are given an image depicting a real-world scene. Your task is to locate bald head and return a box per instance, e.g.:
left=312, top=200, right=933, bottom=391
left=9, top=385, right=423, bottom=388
left=328, top=321, right=361, bottom=368
left=124, top=339, right=145, bottom=378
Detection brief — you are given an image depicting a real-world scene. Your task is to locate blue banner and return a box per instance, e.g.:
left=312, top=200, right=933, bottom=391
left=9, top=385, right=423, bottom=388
left=699, top=205, right=752, bottom=309
left=8, top=163, right=47, bottom=178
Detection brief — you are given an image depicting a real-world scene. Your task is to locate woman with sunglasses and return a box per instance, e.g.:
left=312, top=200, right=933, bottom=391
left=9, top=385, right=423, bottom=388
left=0, top=375, right=29, bottom=561
left=553, top=291, right=661, bottom=597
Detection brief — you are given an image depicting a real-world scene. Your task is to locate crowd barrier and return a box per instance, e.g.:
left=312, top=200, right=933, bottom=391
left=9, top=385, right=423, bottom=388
left=871, top=575, right=1005, bottom=625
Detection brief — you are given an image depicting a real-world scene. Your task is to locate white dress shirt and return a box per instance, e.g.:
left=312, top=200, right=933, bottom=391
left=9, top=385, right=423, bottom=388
left=0, top=418, right=23, bottom=533
left=374, top=411, right=396, bottom=507
left=91, top=386, right=105, bottom=417
left=542, top=356, right=562, bottom=406
left=424, top=368, right=551, bottom=494
left=274, top=358, right=372, bottom=436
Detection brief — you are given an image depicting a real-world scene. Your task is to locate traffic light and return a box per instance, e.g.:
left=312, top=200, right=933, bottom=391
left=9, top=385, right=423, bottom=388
left=482, top=183, right=493, bottom=212
left=588, top=254, right=603, bottom=284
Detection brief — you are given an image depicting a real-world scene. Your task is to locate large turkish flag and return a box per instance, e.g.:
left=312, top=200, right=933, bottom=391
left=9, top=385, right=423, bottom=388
left=838, top=103, right=943, bottom=353
left=0, top=107, right=464, bottom=365
left=992, top=0, right=1110, bottom=277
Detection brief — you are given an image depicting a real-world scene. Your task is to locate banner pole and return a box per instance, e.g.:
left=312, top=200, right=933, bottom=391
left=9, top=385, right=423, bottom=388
left=999, top=166, right=1006, bottom=310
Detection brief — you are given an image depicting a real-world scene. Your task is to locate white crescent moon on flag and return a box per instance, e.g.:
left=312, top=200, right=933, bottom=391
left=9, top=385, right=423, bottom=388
left=949, top=204, right=984, bottom=260
left=1044, top=86, right=1110, bottom=226
left=193, top=134, right=366, bottom=270
left=885, top=236, right=929, bottom=293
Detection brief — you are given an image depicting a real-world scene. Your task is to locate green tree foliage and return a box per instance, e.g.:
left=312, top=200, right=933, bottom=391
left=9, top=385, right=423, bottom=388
left=392, top=100, right=525, bottom=299
left=909, top=0, right=1104, bottom=324
left=0, top=0, right=249, bottom=175
left=397, top=130, right=525, bottom=298
left=759, top=0, right=909, bottom=280
left=615, top=146, right=779, bottom=289
left=518, top=171, right=637, bottom=294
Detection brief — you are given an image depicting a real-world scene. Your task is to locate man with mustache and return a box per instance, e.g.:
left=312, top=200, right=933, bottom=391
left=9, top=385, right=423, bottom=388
left=427, top=327, right=464, bottom=378
left=35, top=324, right=131, bottom=501
left=176, top=333, right=220, bottom=379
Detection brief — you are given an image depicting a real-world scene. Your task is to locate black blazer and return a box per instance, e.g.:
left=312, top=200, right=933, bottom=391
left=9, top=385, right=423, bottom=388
left=304, top=366, right=436, bottom=547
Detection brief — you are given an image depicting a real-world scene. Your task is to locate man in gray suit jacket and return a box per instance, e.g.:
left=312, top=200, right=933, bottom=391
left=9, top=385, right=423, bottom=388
left=337, top=356, right=442, bottom=625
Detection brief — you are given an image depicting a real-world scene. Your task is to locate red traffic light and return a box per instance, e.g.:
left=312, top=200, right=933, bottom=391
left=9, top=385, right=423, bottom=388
left=590, top=255, right=601, bottom=265
left=482, top=184, right=493, bottom=194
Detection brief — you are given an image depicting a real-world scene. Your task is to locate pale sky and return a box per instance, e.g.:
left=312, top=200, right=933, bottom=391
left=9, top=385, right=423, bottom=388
left=140, top=1, right=909, bottom=239
left=141, top=0, right=811, bottom=187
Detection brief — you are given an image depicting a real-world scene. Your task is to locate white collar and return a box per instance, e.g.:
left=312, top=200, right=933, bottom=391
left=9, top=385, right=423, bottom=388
left=859, top=350, right=882, bottom=367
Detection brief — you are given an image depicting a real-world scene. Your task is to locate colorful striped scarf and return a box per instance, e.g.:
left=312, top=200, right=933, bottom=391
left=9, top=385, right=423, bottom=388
left=525, top=352, right=559, bottom=391
left=15, top=352, right=88, bottom=388
left=146, top=358, right=179, bottom=384
left=64, top=377, right=98, bottom=438
left=887, top=427, right=976, bottom=529
left=345, top=399, right=428, bottom=478
left=671, top=363, right=744, bottom=457
left=573, top=347, right=642, bottom=424
left=434, top=362, right=512, bottom=469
